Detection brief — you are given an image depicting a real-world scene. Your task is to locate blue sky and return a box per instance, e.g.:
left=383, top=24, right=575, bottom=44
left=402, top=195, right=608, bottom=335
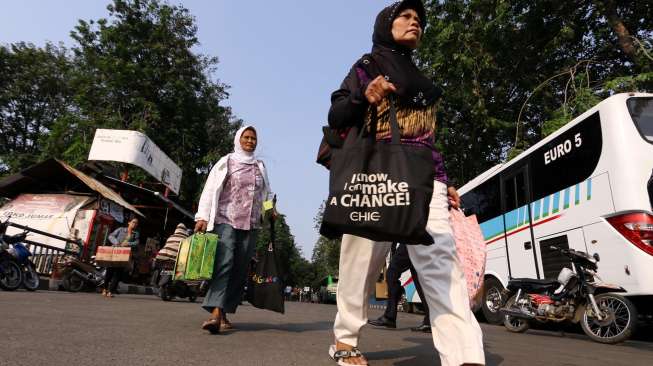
left=0, top=1, right=391, bottom=258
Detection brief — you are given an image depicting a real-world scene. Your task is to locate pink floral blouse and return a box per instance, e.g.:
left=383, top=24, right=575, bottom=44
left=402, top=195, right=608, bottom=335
left=215, top=158, right=264, bottom=230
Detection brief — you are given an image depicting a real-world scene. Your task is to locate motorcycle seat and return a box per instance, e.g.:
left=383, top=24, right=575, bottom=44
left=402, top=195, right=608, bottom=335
left=509, top=278, right=559, bottom=287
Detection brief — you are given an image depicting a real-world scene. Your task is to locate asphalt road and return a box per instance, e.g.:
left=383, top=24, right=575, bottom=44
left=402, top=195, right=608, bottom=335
left=1, top=291, right=652, bottom=366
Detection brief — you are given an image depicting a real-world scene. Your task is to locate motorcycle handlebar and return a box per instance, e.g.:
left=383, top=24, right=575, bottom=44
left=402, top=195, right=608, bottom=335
left=2, top=231, right=28, bottom=244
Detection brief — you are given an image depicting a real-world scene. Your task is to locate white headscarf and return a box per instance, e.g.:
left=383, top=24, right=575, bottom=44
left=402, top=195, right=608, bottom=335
left=230, top=125, right=258, bottom=165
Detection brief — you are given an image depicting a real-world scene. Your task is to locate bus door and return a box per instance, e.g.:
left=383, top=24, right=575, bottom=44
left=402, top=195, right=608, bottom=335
left=501, top=166, right=540, bottom=279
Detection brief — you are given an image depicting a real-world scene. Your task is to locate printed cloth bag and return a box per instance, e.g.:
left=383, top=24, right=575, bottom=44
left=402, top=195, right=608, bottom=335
left=449, top=208, right=487, bottom=311
left=173, top=232, right=218, bottom=281
left=320, top=99, right=435, bottom=244
left=246, top=219, right=285, bottom=313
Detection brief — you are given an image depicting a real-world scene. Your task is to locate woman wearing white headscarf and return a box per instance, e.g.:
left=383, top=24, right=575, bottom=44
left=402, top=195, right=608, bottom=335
left=194, top=125, right=273, bottom=334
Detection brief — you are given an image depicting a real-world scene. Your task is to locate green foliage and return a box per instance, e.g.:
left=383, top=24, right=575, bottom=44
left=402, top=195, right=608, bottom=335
left=53, top=0, right=241, bottom=201
left=0, top=43, right=72, bottom=175
left=419, top=0, right=653, bottom=185
left=1, top=1, right=243, bottom=201
left=310, top=202, right=341, bottom=281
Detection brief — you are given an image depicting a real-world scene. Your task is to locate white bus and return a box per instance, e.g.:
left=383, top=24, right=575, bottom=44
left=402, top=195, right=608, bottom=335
left=453, top=92, right=653, bottom=324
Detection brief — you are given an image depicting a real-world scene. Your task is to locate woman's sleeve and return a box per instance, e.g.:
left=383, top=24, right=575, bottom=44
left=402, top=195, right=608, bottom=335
left=432, top=150, right=449, bottom=186
left=327, top=66, right=369, bottom=129
left=195, top=162, right=220, bottom=222
left=260, top=161, right=273, bottom=202
left=107, top=228, right=120, bottom=245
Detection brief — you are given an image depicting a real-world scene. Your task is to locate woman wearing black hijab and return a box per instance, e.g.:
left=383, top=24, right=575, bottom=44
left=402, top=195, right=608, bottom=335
left=326, top=1, right=485, bottom=365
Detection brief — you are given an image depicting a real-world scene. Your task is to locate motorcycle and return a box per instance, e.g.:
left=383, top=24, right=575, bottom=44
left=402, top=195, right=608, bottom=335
left=60, top=255, right=106, bottom=292
left=8, top=239, right=40, bottom=291
left=0, top=221, right=23, bottom=291
left=500, top=245, right=637, bottom=344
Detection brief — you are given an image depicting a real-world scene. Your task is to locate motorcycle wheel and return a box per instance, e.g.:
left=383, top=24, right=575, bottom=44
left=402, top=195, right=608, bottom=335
left=0, top=259, right=23, bottom=291
left=188, top=293, right=197, bottom=303
left=581, top=293, right=637, bottom=344
left=22, top=263, right=40, bottom=291
left=62, top=273, right=85, bottom=292
left=503, top=295, right=530, bottom=333
left=482, top=277, right=506, bottom=325
left=399, top=294, right=414, bottom=313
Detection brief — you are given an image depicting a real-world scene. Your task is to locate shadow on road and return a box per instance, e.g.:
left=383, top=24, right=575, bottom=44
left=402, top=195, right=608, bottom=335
left=362, top=336, right=504, bottom=366
left=231, top=321, right=334, bottom=333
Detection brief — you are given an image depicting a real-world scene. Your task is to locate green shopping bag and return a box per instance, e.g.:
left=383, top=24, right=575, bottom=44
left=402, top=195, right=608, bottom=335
left=174, top=232, right=218, bottom=281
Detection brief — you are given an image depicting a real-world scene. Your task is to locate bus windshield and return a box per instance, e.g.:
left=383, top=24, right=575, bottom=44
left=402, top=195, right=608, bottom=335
left=627, top=97, right=653, bottom=143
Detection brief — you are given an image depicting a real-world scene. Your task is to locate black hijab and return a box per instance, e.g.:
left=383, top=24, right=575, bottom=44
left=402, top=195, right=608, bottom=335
left=358, top=0, right=441, bottom=107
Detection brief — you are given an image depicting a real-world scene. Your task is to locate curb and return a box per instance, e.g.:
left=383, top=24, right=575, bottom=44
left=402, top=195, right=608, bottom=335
left=45, top=277, right=156, bottom=295
left=120, top=283, right=157, bottom=295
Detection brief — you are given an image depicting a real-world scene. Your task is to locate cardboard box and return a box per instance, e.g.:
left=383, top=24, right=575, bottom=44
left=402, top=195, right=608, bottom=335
left=375, top=281, right=388, bottom=300
left=96, top=246, right=132, bottom=267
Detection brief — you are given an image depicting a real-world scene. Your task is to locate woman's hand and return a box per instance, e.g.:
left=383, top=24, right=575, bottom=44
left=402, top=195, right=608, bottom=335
left=194, top=220, right=208, bottom=233
left=447, top=186, right=461, bottom=209
left=365, top=75, right=397, bottom=105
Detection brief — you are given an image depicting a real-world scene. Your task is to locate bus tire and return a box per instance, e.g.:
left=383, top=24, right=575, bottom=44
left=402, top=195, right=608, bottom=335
left=482, top=277, right=506, bottom=325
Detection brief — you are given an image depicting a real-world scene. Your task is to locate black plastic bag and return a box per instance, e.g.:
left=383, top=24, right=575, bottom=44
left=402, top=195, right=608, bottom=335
left=246, top=207, right=285, bottom=313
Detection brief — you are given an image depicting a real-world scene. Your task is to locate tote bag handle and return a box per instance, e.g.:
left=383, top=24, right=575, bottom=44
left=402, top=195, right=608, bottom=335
left=342, top=94, right=402, bottom=149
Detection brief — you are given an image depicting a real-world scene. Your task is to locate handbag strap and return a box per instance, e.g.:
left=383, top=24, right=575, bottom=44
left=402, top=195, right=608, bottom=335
left=268, top=195, right=276, bottom=252
left=387, top=95, right=401, bottom=144
left=367, top=94, right=401, bottom=145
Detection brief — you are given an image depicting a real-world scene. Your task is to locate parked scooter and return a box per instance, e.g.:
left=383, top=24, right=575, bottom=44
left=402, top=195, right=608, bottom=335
left=60, top=256, right=106, bottom=292
left=9, top=239, right=39, bottom=291
left=500, top=246, right=637, bottom=344
left=0, top=220, right=23, bottom=291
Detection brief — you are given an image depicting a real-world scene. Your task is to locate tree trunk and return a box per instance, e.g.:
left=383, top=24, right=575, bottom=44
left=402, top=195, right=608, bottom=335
left=596, top=0, right=636, bottom=59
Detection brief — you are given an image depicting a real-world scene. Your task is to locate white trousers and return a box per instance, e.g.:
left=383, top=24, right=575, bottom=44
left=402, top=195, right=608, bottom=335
left=333, top=181, right=485, bottom=366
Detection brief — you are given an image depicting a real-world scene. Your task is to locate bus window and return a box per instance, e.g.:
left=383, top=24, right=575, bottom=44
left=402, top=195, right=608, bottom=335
left=460, top=177, right=501, bottom=223
left=503, top=170, right=528, bottom=212
left=627, top=97, right=653, bottom=143
left=530, top=112, right=602, bottom=201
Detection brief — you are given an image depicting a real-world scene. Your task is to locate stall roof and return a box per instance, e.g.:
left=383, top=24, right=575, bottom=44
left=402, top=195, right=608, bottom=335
left=0, top=159, right=144, bottom=217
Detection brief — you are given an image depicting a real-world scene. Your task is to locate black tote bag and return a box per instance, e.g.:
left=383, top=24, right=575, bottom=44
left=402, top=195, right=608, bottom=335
left=320, top=98, right=435, bottom=244
left=246, top=218, right=285, bottom=314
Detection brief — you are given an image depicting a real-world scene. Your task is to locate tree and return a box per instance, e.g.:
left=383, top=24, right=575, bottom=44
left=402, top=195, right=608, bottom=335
left=419, top=0, right=653, bottom=183
left=310, top=202, right=340, bottom=281
left=0, top=43, right=72, bottom=175
left=42, top=0, right=240, bottom=201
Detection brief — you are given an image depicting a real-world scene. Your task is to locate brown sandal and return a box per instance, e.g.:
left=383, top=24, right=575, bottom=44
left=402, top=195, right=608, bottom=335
left=202, top=317, right=221, bottom=334
left=221, top=318, right=234, bottom=330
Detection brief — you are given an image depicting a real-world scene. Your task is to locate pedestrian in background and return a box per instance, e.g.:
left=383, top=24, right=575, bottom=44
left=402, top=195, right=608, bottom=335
left=326, top=1, right=485, bottom=365
left=195, top=125, right=274, bottom=334
left=368, top=243, right=431, bottom=333
left=102, top=217, right=140, bottom=298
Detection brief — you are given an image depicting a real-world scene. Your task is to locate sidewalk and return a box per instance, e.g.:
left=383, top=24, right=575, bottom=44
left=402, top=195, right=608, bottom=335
left=43, top=276, right=157, bottom=296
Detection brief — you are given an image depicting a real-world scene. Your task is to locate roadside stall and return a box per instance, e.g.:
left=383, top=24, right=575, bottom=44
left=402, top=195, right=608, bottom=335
left=0, top=160, right=193, bottom=285
left=0, top=159, right=144, bottom=279
left=0, top=130, right=193, bottom=289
